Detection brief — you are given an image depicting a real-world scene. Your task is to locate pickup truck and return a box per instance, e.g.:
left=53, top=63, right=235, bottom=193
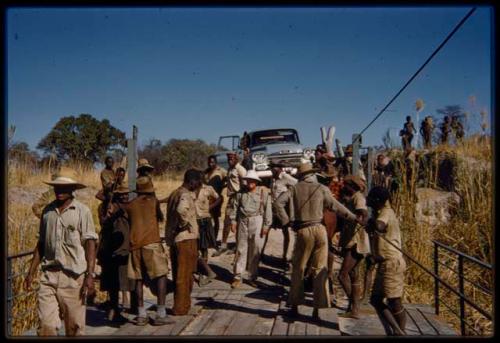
left=214, top=128, right=315, bottom=178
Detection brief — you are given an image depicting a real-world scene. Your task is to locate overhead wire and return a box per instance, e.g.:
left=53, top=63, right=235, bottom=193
left=354, top=7, right=477, bottom=143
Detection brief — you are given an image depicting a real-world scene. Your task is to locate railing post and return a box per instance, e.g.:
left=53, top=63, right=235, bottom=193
left=458, top=255, right=466, bottom=335
left=127, top=125, right=138, bottom=201
left=7, top=258, right=12, bottom=336
left=434, top=242, right=439, bottom=316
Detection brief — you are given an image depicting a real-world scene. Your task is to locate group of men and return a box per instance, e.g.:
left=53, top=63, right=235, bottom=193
left=401, top=115, right=465, bottom=150
left=24, top=147, right=409, bottom=336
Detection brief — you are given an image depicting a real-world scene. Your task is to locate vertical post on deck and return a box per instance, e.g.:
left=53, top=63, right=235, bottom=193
left=434, top=243, right=440, bottom=315
left=7, top=258, right=12, bottom=336
left=127, top=125, right=138, bottom=200
left=458, top=255, right=466, bottom=335
left=367, top=147, right=374, bottom=192
left=352, top=133, right=361, bottom=177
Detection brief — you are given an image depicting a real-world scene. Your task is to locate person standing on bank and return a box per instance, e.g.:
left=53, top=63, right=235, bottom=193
left=275, top=163, right=361, bottom=320
left=401, top=116, right=416, bottom=150
left=166, top=169, right=203, bottom=315
left=420, top=116, right=434, bottom=149
left=213, top=151, right=246, bottom=257
left=440, top=116, right=452, bottom=145
left=195, top=176, right=221, bottom=286
left=122, top=177, right=172, bottom=326
left=366, top=186, right=407, bottom=336
left=262, top=163, right=297, bottom=266
left=337, top=175, right=370, bottom=319
left=204, top=155, right=227, bottom=247
left=24, top=167, right=98, bottom=336
left=229, top=170, right=272, bottom=288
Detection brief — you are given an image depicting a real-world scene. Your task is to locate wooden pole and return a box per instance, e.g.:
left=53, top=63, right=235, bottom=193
left=127, top=125, right=138, bottom=200
left=352, top=133, right=361, bottom=177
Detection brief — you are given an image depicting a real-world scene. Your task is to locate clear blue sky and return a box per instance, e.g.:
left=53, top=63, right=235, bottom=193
left=7, top=6, right=492, bottom=153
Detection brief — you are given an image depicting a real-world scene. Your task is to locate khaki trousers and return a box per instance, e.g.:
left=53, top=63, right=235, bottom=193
left=171, top=239, right=198, bottom=315
left=37, top=269, right=85, bottom=336
left=234, top=216, right=264, bottom=281
left=288, top=224, right=330, bottom=308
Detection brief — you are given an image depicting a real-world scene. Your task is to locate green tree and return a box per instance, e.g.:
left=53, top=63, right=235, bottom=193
left=138, top=138, right=218, bottom=173
left=37, top=114, right=126, bottom=164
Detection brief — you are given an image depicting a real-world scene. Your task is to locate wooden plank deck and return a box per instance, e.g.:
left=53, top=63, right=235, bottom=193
left=21, top=229, right=458, bottom=337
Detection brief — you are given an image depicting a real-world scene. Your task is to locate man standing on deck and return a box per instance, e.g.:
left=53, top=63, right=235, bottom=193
left=275, top=163, right=361, bottom=321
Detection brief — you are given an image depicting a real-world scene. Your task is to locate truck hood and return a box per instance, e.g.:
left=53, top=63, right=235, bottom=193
left=250, top=142, right=304, bottom=155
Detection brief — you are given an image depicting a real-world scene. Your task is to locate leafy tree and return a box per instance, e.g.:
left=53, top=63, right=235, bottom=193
left=37, top=114, right=126, bottom=164
left=138, top=138, right=218, bottom=174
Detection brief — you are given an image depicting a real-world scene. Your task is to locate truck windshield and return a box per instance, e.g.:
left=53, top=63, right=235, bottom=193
left=251, top=130, right=299, bottom=146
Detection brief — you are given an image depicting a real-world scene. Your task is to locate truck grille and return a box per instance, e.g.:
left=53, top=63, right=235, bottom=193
left=268, top=153, right=303, bottom=167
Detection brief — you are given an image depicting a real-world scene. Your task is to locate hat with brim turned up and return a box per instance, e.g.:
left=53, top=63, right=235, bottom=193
left=137, top=158, right=154, bottom=171
left=344, top=174, right=366, bottom=192
left=43, top=167, right=86, bottom=189
left=296, top=163, right=319, bottom=177
left=113, top=185, right=130, bottom=194
left=243, top=170, right=261, bottom=182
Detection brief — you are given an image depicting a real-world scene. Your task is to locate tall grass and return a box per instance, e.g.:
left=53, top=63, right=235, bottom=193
left=385, top=135, right=493, bottom=335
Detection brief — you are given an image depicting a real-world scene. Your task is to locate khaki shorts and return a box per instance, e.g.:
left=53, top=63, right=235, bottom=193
left=128, top=242, right=169, bottom=280
left=372, top=257, right=406, bottom=299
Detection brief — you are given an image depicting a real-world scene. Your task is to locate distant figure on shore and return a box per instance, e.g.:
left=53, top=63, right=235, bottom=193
left=420, top=116, right=434, bottom=149
left=400, top=116, right=416, bottom=151
left=451, top=115, right=465, bottom=143
left=440, top=116, right=452, bottom=145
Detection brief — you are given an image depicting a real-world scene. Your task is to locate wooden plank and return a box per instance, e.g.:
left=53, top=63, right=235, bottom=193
left=406, top=308, right=436, bottom=335
left=199, top=292, right=244, bottom=335
left=180, top=291, right=229, bottom=336
left=288, top=305, right=306, bottom=336
left=270, top=299, right=289, bottom=336
left=250, top=292, right=281, bottom=335
left=338, top=304, right=386, bottom=336
left=415, top=305, right=458, bottom=336
left=224, top=295, right=261, bottom=335
left=318, top=307, right=341, bottom=336
left=302, top=306, right=320, bottom=336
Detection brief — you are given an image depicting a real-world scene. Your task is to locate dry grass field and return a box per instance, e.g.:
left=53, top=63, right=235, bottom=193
left=6, top=135, right=493, bottom=336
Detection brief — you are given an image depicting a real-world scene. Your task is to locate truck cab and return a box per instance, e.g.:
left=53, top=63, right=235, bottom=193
left=216, top=128, right=314, bottom=178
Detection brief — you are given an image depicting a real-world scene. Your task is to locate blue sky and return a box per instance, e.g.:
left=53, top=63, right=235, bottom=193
left=7, top=6, right=492, bottom=153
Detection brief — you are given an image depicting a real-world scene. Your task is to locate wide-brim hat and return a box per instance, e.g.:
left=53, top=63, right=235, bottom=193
left=136, top=176, right=155, bottom=193
left=137, top=158, right=154, bottom=171
left=43, top=167, right=86, bottom=189
left=243, top=170, right=261, bottom=182
left=296, top=163, right=319, bottom=177
left=113, top=185, right=130, bottom=194
left=344, top=175, right=366, bottom=192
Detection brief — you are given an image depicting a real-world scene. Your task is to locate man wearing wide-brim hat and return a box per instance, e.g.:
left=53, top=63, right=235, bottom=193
left=228, top=170, right=272, bottom=288
left=24, top=167, right=98, bottom=336
left=120, top=176, right=173, bottom=326
left=274, top=163, right=363, bottom=320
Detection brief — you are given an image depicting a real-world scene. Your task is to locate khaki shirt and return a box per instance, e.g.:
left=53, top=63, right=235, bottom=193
left=205, top=166, right=227, bottom=195
left=166, top=186, right=199, bottom=245
left=275, top=174, right=357, bottom=226
left=376, top=201, right=403, bottom=260
left=271, top=172, right=297, bottom=202
left=195, top=184, right=219, bottom=219
left=100, top=168, right=115, bottom=191
left=226, top=163, right=247, bottom=197
left=122, top=195, right=163, bottom=250
left=39, top=199, right=98, bottom=275
left=230, top=186, right=273, bottom=228
left=342, top=191, right=368, bottom=249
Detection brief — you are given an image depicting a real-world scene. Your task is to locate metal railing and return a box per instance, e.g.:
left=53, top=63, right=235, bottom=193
left=7, top=250, right=37, bottom=336
left=433, top=240, right=493, bottom=336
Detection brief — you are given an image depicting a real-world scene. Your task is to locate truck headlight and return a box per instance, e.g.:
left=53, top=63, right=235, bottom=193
left=303, top=148, right=314, bottom=160
left=252, top=152, right=267, bottom=164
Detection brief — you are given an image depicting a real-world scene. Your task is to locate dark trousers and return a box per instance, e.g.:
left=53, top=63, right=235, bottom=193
left=171, top=239, right=198, bottom=315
